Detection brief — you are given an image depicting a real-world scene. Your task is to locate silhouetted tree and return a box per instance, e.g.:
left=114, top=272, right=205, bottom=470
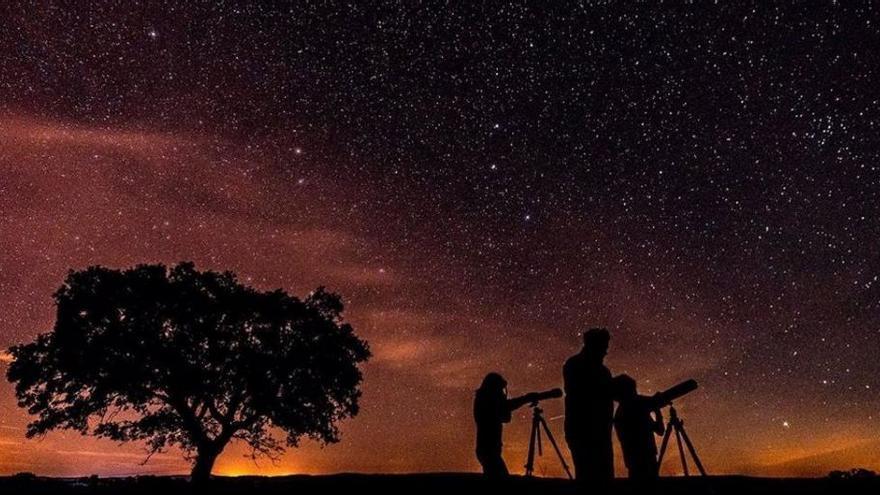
left=6, top=262, right=370, bottom=483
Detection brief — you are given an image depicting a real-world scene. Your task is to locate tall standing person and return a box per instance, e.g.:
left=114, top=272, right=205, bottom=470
left=563, top=328, right=614, bottom=489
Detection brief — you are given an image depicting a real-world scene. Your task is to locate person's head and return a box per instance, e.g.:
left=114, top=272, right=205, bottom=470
left=478, top=372, right=508, bottom=397
left=613, top=374, right=637, bottom=400
left=582, top=327, right=610, bottom=360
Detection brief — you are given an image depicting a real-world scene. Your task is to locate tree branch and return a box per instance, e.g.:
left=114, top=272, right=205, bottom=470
left=167, top=395, right=208, bottom=445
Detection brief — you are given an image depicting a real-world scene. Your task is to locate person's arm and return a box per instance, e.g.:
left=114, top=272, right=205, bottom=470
left=652, top=408, right=665, bottom=435
left=563, top=360, right=573, bottom=395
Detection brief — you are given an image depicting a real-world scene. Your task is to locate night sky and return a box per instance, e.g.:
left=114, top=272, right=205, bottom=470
left=2, top=2, right=880, bottom=478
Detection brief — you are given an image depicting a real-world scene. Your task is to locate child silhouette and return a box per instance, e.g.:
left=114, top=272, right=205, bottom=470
left=613, top=374, right=665, bottom=481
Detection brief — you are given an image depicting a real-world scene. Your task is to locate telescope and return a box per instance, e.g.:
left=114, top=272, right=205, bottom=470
left=652, top=379, right=698, bottom=408
left=527, top=387, right=562, bottom=405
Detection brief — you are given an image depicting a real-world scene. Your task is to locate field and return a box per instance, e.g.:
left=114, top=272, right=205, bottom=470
left=2, top=473, right=879, bottom=495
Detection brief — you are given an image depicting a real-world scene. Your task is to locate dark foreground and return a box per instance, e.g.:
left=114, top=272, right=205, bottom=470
left=2, top=473, right=878, bottom=495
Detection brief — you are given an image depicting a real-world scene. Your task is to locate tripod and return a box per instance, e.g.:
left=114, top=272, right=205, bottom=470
left=657, top=405, right=707, bottom=477
left=524, top=405, right=573, bottom=479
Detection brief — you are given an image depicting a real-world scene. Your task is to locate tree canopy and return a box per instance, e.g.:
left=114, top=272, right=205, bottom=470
left=6, top=262, right=370, bottom=482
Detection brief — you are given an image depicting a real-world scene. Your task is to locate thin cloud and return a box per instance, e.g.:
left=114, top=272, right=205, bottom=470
left=54, top=450, right=178, bottom=461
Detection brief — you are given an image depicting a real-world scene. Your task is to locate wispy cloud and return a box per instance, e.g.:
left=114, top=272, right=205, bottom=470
left=54, top=450, right=178, bottom=461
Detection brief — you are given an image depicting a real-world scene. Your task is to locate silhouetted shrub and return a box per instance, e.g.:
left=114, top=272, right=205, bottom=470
left=829, top=468, right=878, bottom=480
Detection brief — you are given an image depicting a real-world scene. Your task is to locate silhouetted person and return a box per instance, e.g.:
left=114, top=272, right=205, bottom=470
left=613, top=374, right=664, bottom=483
left=563, top=328, right=614, bottom=487
left=473, top=372, right=539, bottom=477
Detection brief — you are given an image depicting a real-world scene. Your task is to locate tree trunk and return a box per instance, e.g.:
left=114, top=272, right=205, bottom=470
left=190, top=443, right=221, bottom=484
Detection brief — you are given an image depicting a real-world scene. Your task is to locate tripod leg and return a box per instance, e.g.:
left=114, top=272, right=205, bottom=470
left=678, top=424, right=708, bottom=476
left=674, top=424, right=690, bottom=476
left=658, top=419, right=673, bottom=467
left=537, top=422, right=543, bottom=456
left=525, top=415, right=539, bottom=476
left=539, top=418, right=573, bottom=480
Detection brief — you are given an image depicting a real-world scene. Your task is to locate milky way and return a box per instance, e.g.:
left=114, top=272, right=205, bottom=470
left=1, top=2, right=879, bottom=477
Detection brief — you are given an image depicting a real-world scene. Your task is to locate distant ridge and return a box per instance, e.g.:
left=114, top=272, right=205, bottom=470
left=746, top=440, right=880, bottom=477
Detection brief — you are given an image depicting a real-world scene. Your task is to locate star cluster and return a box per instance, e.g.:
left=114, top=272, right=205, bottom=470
left=1, top=2, right=879, bottom=477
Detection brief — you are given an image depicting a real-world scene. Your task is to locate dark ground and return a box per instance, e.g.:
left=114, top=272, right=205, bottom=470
left=2, top=473, right=879, bottom=495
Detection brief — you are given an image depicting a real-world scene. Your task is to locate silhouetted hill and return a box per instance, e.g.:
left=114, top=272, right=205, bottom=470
left=2, top=473, right=879, bottom=495
left=746, top=441, right=880, bottom=478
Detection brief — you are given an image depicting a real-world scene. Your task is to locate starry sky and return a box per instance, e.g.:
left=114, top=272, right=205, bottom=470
left=1, top=2, right=880, bottom=478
